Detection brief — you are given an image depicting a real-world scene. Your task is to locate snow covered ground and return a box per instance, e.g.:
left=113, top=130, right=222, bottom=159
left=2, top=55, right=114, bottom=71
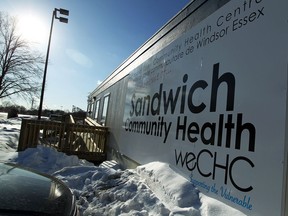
left=0, top=113, right=246, bottom=216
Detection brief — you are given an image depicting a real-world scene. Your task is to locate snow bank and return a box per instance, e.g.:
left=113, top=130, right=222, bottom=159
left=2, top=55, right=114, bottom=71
left=0, top=112, right=8, bottom=119
left=0, top=118, right=22, bottom=161
left=137, top=162, right=200, bottom=209
left=54, top=165, right=172, bottom=215
left=52, top=159, right=245, bottom=216
left=12, top=146, right=94, bottom=174
left=137, top=162, right=245, bottom=216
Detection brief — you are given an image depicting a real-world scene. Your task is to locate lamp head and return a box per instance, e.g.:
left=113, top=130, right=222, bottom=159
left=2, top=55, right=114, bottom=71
left=59, top=8, right=69, bottom=16
left=59, top=17, right=68, bottom=23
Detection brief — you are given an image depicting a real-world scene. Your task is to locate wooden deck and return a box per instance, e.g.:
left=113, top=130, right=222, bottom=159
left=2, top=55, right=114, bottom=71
left=18, top=116, right=109, bottom=164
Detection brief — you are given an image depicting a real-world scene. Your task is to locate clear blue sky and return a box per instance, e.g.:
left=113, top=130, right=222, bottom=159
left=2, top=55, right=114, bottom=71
left=0, top=0, right=190, bottom=111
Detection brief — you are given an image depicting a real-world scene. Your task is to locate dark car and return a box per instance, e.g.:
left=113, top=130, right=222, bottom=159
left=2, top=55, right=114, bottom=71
left=0, top=163, right=79, bottom=216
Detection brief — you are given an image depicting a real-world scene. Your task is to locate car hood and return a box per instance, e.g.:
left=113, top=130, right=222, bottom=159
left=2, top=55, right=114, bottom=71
left=0, top=163, right=74, bottom=216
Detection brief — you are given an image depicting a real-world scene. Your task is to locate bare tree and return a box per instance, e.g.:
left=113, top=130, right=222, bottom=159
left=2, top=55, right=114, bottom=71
left=0, top=12, right=44, bottom=102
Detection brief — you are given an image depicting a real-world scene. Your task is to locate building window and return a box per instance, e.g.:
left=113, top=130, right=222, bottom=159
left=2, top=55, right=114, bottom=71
left=87, top=97, right=93, bottom=117
left=94, top=99, right=100, bottom=121
left=101, top=94, right=110, bottom=126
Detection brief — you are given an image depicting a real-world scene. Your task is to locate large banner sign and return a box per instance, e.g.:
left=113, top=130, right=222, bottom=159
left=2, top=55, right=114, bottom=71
left=120, top=0, right=288, bottom=215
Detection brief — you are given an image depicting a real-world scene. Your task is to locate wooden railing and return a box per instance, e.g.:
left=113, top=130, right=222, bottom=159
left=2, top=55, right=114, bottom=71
left=18, top=117, right=109, bottom=163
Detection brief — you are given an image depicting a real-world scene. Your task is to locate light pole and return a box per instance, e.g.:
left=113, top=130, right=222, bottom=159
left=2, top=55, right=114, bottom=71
left=38, top=8, right=69, bottom=120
